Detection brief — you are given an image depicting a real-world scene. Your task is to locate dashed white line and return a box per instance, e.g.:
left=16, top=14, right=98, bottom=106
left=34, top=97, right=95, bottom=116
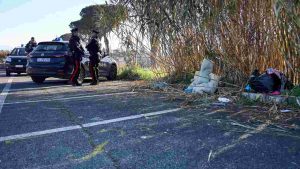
left=0, top=108, right=182, bottom=142
left=4, top=91, right=137, bottom=105
left=0, top=78, right=13, bottom=114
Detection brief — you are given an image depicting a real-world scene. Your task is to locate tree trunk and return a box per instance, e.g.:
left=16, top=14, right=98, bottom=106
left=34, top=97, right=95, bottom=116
left=149, top=25, right=158, bottom=68
left=104, top=34, right=110, bottom=54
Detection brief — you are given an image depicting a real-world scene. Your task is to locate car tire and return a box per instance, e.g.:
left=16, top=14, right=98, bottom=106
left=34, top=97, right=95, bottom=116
left=76, top=66, right=85, bottom=85
left=31, top=76, right=46, bottom=84
left=6, top=69, right=10, bottom=76
left=107, top=64, right=117, bottom=80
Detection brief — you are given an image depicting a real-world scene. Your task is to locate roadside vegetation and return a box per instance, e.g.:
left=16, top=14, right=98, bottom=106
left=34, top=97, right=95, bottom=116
left=69, top=1, right=299, bottom=90
left=113, top=0, right=299, bottom=85
left=118, top=66, right=155, bottom=81
left=68, top=1, right=299, bottom=84
left=64, top=1, right=299, bottom=118
left=288, top=86, right=300, bottom=97
left=0, top=50, right=9, bottom=63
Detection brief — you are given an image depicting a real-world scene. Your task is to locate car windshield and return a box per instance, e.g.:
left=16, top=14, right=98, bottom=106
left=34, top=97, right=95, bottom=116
left=10, top=48, right=26, bottom=56
left=35, top=43, right=67, bottom=51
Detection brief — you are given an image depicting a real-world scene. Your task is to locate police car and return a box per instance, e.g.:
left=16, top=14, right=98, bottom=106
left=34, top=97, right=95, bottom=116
left=5, top=47, right=28, bottom=76
left=26, top=39, right=117, bottom=84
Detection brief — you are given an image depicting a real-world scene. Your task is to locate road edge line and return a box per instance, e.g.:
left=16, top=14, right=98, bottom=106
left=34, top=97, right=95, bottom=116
left=0, top=108, right=181, bottom=142
left=0, top=78, right=13, bottom=115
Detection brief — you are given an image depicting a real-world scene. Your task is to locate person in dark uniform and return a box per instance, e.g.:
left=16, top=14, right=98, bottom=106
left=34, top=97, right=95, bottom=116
left=25, top=37, right=37, bottom=53
left=86, top=30, right=102, bottom=85
left=68, top=28, right=85, bottom=86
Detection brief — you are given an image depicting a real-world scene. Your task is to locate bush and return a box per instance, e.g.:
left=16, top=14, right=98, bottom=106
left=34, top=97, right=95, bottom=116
left=290, top=86, right=300, bottom=97
left=167, top=72, right=194, bottom=84
left=0, top=50, right=9, bottom=63
left=118, top=66, right=155, bottom=81
left=119, top=0, right=300, bottom=85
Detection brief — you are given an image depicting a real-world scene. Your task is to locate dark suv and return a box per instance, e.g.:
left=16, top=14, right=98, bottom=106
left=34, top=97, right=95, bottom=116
left=5, top=47, right=28, bottom=76
left=26, top=41, right=117, bottom=84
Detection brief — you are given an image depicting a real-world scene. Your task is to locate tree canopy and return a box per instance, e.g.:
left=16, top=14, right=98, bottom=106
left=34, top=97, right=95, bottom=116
left=70, top=4, right=127, bottom=53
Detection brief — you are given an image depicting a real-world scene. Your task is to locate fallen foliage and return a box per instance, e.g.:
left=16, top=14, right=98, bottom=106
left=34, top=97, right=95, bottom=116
left=134, top=81, right=300, bottom=131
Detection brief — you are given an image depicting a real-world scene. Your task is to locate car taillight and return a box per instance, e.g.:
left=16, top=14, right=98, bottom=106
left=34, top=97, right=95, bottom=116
left=53, top=55, right=64, bottom=58
left=54, top=52, right=68, bottom=58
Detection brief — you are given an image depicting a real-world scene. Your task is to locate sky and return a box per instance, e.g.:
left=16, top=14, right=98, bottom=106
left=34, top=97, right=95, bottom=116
left=0, top=0, right=121, bottom=50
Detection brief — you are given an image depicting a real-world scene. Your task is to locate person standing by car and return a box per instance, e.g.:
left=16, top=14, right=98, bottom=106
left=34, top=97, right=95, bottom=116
left=68, top=28, right=85, bottom=86
left=25, top=37, right=37, bottom=53
left=86, top=30, right=102, bottom=85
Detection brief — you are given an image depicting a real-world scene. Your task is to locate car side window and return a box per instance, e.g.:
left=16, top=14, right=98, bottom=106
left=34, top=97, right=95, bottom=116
left=10, top=48, right=17, bottom=55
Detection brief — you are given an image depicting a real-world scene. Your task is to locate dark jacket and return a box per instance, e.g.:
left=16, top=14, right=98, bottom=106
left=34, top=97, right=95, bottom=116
left=69, top=35, right=84, bottom=60
left=86, top=38, right=101, bottom=63
left=25, top=41, right=37, bottom=53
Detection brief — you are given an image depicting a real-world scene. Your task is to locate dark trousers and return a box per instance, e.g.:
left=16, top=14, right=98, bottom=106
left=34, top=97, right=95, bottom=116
left=70, top=59, right=81, bottom=84
left=89, top=61, right=99, bottom=82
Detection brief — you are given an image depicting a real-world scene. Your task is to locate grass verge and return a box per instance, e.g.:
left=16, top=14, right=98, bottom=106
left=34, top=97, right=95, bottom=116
left=118, top=66, right=155, bottom=81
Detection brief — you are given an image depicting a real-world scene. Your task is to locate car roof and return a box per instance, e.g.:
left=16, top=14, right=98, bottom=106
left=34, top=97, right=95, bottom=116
left=38, top=41, right=69, bottom=45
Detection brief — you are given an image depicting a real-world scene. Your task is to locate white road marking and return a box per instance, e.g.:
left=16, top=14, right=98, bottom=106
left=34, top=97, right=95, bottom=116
left=10, top=85, right=69, bottom=92
left=9, top=82, right=131, bottom=92
left=0, top=78, right=13, bottom=114
left=4, top=91, right=137, bottom=105
left=0, top=108, right=181, bottom=142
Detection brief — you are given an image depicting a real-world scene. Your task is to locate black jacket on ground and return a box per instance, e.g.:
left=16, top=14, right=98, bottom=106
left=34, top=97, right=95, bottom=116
left=86, top=38, right=101, bottom=63
left=69, top=35, right=84, bottom=60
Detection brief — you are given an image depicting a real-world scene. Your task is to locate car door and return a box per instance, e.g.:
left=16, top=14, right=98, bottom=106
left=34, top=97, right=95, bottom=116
left=98, top=59, right=107, bottom=76
left=82, top=52, right=90, bottom=76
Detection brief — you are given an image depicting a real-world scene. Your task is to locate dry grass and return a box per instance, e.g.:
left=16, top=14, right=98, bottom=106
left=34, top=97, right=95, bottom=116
left=145, top=0, right=300, bottom=85
left=0, top=50, right=9, bottom=62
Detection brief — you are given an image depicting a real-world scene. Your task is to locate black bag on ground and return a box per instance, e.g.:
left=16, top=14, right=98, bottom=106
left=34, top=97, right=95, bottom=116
left=248, top=68, right=291, bottom=93
left=249, top=74, right=275, bottom=93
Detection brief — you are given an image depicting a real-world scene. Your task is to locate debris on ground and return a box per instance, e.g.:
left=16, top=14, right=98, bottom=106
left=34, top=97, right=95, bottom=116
left=242, top=68, right=299, bottom=107
left=246, top=68, right=292, bottom=95
left=280, top=109, right=292, bottom=113
left=151, top=82, right=168, bottom=90
left=212, top=102, right=226, bottom=106
left=218, top=97, right=231, bottom=103
left=129, top=64, right=299, bottom=132
left=185, top=59, right=220, bottom=94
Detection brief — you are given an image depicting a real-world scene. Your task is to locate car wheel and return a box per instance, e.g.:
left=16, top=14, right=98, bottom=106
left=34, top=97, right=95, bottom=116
left=76, top=66, right=85, bottom=85
left=31, top=76, right=46, bottom=84
left=107, top=64, right=117, bottom=80
left=6, top=69, right=10, bottom=76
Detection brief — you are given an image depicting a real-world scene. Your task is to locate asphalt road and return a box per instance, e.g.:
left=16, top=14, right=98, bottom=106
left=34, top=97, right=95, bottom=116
left=0, top=72, right=299, bottom=169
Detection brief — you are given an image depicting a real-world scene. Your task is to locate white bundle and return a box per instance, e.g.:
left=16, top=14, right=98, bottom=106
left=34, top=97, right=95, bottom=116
left=187, top=58, right=219, bottom=94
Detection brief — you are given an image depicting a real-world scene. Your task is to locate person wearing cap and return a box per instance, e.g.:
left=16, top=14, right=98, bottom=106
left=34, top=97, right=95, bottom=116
left=68, top=28, right=85, bottom=86
left=25, top=37, right=37, bottom=53
left=86, top=30, right=102, bottom=85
